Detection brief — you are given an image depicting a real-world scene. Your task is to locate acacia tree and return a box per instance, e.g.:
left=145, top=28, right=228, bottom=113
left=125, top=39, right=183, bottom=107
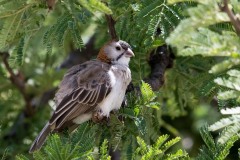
left=0, top=0, right=240, bottom=159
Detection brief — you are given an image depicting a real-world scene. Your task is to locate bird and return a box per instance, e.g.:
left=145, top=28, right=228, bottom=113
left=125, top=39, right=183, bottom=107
left=29, top=40, right=134, bottom=153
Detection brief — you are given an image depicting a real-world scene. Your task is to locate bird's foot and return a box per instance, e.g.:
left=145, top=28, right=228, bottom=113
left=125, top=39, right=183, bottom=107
left=92, top=110, right=106, bottom=123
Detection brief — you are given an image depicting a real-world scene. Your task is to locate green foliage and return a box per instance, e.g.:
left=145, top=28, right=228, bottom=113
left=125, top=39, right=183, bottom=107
left=167, top=0, right=240, bottom=159
left=99, top=139, right=111, bottom=160
left=140, top=81, right=159, bottom=110
left=209, top=109, right=240, bottom=144
left=196, top=126, right=238, bottom=160
left=0, top=0, right=46, bottom=65
left=0, top=0, right=110, bottom=65
left=16, top=123, right=98, bottom=160
left=1, top=0, right=240, bottom=159
left=113, top=0, right=194, bottom=48
left=133, top=135, right=189, bottom=159
left=77, top=0, right=112, bottom=14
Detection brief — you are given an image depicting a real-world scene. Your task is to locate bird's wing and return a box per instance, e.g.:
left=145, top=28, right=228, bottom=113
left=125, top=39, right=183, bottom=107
left=49, top=60, right=112, bottom=129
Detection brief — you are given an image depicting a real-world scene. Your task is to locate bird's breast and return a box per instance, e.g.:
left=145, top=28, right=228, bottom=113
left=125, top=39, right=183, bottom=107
left=98, top=65, right=131, bottom=117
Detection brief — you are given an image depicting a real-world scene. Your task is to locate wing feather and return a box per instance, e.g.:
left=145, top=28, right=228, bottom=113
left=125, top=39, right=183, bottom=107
left=50, top=101, right=78, bottom=125
left=72, top=88, right=84, bottom=101
left=55, top=105, right=79, bottom=129
left=83, top=90, right=95, bottom=104
left=88, top=85, right=101, bottom=105
left=49, top=60, right=112, bottom=129
left=77, top=90, right=90, bottom=103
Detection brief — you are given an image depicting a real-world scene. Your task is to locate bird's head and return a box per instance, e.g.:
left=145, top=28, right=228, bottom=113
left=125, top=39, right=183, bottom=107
left=97, top=40, right=134, bottom=66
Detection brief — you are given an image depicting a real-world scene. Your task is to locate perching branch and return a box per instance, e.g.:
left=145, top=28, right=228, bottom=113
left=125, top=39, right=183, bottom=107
left=46, top=0, right=56, bottom=10
left=105, top=14, right=118, bottom=40
left=1, top=52, right=34, bottom=116
left=126, top=45, right=174, bottom=93
left=145, top=45, right=174, bottom=91
left=220, top=0, right=240, bottom=36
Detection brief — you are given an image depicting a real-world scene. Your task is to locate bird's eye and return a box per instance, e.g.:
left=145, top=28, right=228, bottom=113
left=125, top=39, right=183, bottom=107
left=116, top=46, right=121, bottom=51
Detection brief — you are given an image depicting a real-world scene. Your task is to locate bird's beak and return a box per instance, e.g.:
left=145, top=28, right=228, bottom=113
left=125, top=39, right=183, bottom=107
left=125, top=48, right=134, bottom=57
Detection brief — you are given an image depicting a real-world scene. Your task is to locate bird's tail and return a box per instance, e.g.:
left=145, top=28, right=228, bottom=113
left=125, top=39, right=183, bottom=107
left=29, top=122, right=52, bottom=153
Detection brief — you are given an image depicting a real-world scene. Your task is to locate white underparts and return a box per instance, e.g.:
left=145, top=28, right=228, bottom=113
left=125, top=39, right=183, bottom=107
left=73, top=113, right=92, bottom=124
left=98, top=66, right=131, bottom=117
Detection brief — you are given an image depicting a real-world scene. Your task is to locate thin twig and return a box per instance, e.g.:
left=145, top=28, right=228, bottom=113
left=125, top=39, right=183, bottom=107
left=0, top=4, right=31, bottom=19
left=1, top=52, right=34, bottom=116
left=220, top=0, right=240, bottom=36
left=105, top=14, right=118, bottom=40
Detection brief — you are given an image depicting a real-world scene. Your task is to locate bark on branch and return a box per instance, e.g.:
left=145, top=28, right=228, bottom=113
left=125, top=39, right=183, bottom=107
left=105, top=14, right=118, bottom=40
left=1, top=52, right=34, bottom=116
left=220, top=0, right=240, bottom=36
left=145, top=45, right=174, bottom=91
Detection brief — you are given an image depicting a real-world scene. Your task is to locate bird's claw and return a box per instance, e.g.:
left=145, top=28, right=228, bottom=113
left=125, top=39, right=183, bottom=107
left=92, top=110, right=105, bottom=123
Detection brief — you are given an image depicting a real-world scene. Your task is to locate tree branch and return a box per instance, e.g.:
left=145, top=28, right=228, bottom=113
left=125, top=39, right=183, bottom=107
left=105, top=14, right=118, bottom=40
left=144, top=45, right=174, bottom=91
left=126, top=45, right=174, bottom=93
left=1, top=52, right=34, bottom=116
left=220, top=0, right=240, bottom=36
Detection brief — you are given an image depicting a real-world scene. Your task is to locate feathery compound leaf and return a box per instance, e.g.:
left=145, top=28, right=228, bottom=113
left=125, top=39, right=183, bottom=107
left=209, top=114, right=240, bottom=131
left=167, top=1, right=232, bottom=54
left=77, top=0, right=112, bottom=14
left=0, top=0, right=44, bottom=53
left=167, top=0, right=195, bottom=4
left=100, top=139, right=111, bottom=160
left=217, top=90, right=240, bottom=101
left=140, top=81, right=156, bottom=102
left=214, top=70, right=240, bottom=91
left=0, top=13, right=23, bottom=50
left=195, top=126, right=238, bottom=160
left=153, top=134, right=169, bottom=150
left=30, top=123, right=97, bottom=159
left=41, top=134, right=64, bottom=159
left=43, top=13, right=73, bottom=54
left=134, top=116, right=147, bottom=136
left=136, top=136, right=148, bottom=155
left=220, top=107, right=240, bottom=115
left=216, top=136, right=238, bottom=160
left=109, top=114, right=124, bottom=151
left=8, top=36, right=26, bottom=66
left=68, top=21, right=85, bottom=50
left=138, top=1, right=164, bottom=18
left=199, top=125, right=216, bottom=152
left=71, top=123, right=97, bottom=154
left=166, top=149, right=189, bottom=160
left=147, top=14, right=161, bottom=37
left=15, top=154, right=29, bottom=160
left=134, top=135, right=187, bottom=159
left=163, top=137, right=181, bottom=151
left=217, top=123, right=240, bottom=144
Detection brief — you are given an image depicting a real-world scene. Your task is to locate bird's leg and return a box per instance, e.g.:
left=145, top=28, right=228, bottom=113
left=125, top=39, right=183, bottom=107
left=92, top=110, right=105, bottom=123
left=121, top=96, right=128, bottom=108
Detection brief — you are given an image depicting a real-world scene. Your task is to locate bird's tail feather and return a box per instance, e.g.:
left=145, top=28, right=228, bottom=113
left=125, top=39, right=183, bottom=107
left=29, top=122, right=52, bottom=153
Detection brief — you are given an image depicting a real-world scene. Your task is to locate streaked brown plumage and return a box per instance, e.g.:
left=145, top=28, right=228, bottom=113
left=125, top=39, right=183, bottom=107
left=29, top=40, right=134, bottom=152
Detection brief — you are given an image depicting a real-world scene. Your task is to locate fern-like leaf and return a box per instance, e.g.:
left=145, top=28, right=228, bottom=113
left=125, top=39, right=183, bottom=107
left=140, top=81, right=156, bottom=102
left=216, top=136, right=238, bottom=160
left=217, top=123, right=240, bottom=144
left=199, top=125, right=216, bottom=152
left=209, top=114, right=240, bottom=131
left=99, top=139, right=111, bottom=160
left=163, top=137, right=181, bottom=152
